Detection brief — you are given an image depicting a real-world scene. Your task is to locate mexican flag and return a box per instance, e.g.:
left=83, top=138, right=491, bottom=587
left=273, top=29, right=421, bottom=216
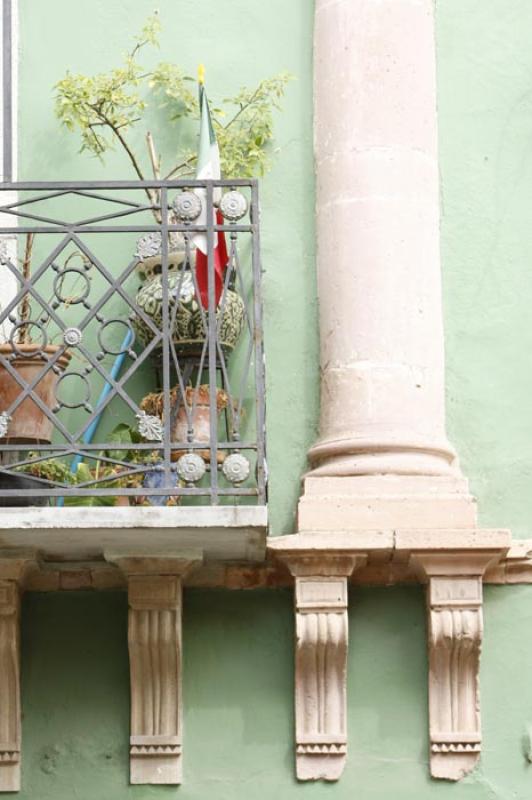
left=194, top=69, right=228, bottom=309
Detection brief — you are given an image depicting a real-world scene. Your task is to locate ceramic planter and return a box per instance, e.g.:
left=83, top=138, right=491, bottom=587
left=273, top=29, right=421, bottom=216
left=140, top=384, right=228, bottom=463
left=172, top=385, right=228, bottom=462
left=0, top=472, right=48, bottom=507
left=132, top=233, right=245, bottom=356
left=0, top=344, right=71, bottom=442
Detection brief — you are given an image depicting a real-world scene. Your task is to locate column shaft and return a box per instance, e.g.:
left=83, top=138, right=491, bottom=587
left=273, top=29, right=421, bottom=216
left=310, top=0, right=455, bottom=477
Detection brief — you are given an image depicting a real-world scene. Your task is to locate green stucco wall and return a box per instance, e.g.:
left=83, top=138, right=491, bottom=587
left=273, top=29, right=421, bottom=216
left=18, top=587, right=532, bottom=799
left=439, top=0, right=532, bottom=540
left=14, top=0, right=532, bottom=798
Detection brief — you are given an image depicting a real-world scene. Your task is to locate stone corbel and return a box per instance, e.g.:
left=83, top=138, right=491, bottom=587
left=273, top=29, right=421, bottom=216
left=0, top=580, right=20, bottom=793
left=0, top=552, right=37, bottom=793
left=110, top=554, right=201, bottom=785
left=411, top=547, right=506, bottom=781
left=270, top=547, right=367, bottom=781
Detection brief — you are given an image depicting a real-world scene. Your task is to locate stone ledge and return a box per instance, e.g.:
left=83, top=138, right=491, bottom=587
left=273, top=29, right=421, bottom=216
left=0, top=506, right=268, bottom=563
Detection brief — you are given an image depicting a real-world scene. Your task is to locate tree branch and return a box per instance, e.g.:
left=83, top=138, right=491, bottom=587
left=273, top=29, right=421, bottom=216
left=221, top=84, right=263, bottom=132
left=19, top=233, right=34, bottom=343
left=162, top=155, right=196, bottom=181
left=89, top=106, right=159, bottom=212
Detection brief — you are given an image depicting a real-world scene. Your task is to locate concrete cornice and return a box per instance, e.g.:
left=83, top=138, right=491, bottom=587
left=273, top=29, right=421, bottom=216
left=21, top=532, right=532, bottom=591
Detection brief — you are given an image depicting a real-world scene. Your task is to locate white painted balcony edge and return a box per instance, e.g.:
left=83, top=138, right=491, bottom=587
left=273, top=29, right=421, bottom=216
left=0, top=505, right=268, bottom=562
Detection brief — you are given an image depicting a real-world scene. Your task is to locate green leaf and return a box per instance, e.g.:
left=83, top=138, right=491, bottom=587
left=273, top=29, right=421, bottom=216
left=54, top=15, right=293, bottom=180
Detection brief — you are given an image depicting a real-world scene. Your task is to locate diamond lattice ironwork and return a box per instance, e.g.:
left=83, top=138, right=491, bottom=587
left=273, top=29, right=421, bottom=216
left=0, top=180, right=266, bottom=506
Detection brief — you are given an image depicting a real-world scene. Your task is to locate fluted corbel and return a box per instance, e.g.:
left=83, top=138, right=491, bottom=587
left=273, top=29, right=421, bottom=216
left=0, top=551, right=37, bottom=793
left=110, top=554, right=201, bottom=785
left=0, top=580, right=20, bottom=793
left=411, top=550, right=505, bottom=781
left=275, top=552, right=366, bottom=781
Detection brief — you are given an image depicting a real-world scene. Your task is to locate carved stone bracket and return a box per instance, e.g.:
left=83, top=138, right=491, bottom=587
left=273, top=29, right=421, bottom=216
left=128, top=575, right=183, bottom=784
left=411, top=550, right=506, bottom=781
left=0, top=552, right=37, bottom=793
left=270, top=531, right=509, bottom=784
left=0, top=581, right=20, bottom=792
left=269, top=546, right=367, bottom=781
left=295, top=575, right=349, bottom=780
left=111, top=554, right=201, bottom=785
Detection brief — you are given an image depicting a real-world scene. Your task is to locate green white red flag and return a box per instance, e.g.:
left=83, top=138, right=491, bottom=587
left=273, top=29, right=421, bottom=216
left=194, top=67, right=228, bottom=309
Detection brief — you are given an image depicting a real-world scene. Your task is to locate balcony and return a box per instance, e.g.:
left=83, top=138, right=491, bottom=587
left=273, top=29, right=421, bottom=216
left=0, top=179, right=267, bottom=563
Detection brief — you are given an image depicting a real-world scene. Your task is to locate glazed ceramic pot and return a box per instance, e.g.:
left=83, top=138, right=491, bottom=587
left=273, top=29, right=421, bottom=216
left=132, top=233, right=245, bottom=357
left=134, top=231, right=187, bottom=283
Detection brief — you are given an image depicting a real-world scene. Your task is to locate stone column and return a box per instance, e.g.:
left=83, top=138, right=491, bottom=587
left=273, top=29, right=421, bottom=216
left=299, top=0, right=476, bottom=530
left=270, top=0, right=511, bottom=784
left=309, top=0, right=455, bottom=480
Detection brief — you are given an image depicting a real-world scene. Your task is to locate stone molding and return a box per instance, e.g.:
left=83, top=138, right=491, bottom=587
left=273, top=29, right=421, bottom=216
left=114, top=555, right=201, bottom=785
left=24, top=535, right=532, bottom=590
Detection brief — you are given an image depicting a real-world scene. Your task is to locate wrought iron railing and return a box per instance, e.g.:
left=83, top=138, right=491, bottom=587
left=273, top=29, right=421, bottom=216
left=0, top=180, right=266, bottom=506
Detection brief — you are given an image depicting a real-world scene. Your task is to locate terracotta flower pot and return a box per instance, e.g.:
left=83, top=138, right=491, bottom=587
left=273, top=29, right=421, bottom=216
left=0, top=343, right=71, bottom=443
left=172, top=386, right=228, bottom=463
left=140, top=385, right=228, bottom=462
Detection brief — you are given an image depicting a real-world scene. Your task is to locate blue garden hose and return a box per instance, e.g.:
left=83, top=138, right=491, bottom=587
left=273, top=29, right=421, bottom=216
left=57, top=329, right=134, bottom=506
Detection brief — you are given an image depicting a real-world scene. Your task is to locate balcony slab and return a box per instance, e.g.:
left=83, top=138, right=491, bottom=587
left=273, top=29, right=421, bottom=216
left=0, top=506, right=267, bottom=563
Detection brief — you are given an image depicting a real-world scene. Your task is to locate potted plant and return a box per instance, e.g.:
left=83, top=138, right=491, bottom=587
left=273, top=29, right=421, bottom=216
left=65, top=422, right=181, bottom=507
left=54, top=15, right=290, bottom=206
left=54, top=14, right=290, bottom=356
left=0, top=234, right=71, bottom=444
left=0, top=456, right=77, bottom=508
left=104, top=422, right=158, bottom=506
left=140, top=384, right=229, bottom=463
left=65, top=462, right=141, bottom=508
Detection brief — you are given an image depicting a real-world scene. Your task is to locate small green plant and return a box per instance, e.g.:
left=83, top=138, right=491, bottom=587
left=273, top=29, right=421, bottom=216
left=54, top=13, right=292, bottom=210
left=64, top=423, right=159, bottom=506
left=17, top=457, right=76, bottom=485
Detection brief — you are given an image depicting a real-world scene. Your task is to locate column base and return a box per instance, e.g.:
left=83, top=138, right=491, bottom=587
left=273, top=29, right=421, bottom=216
left=298, top=475, right=477, bottom=531
left=307, top=435, right=458, bottom=479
